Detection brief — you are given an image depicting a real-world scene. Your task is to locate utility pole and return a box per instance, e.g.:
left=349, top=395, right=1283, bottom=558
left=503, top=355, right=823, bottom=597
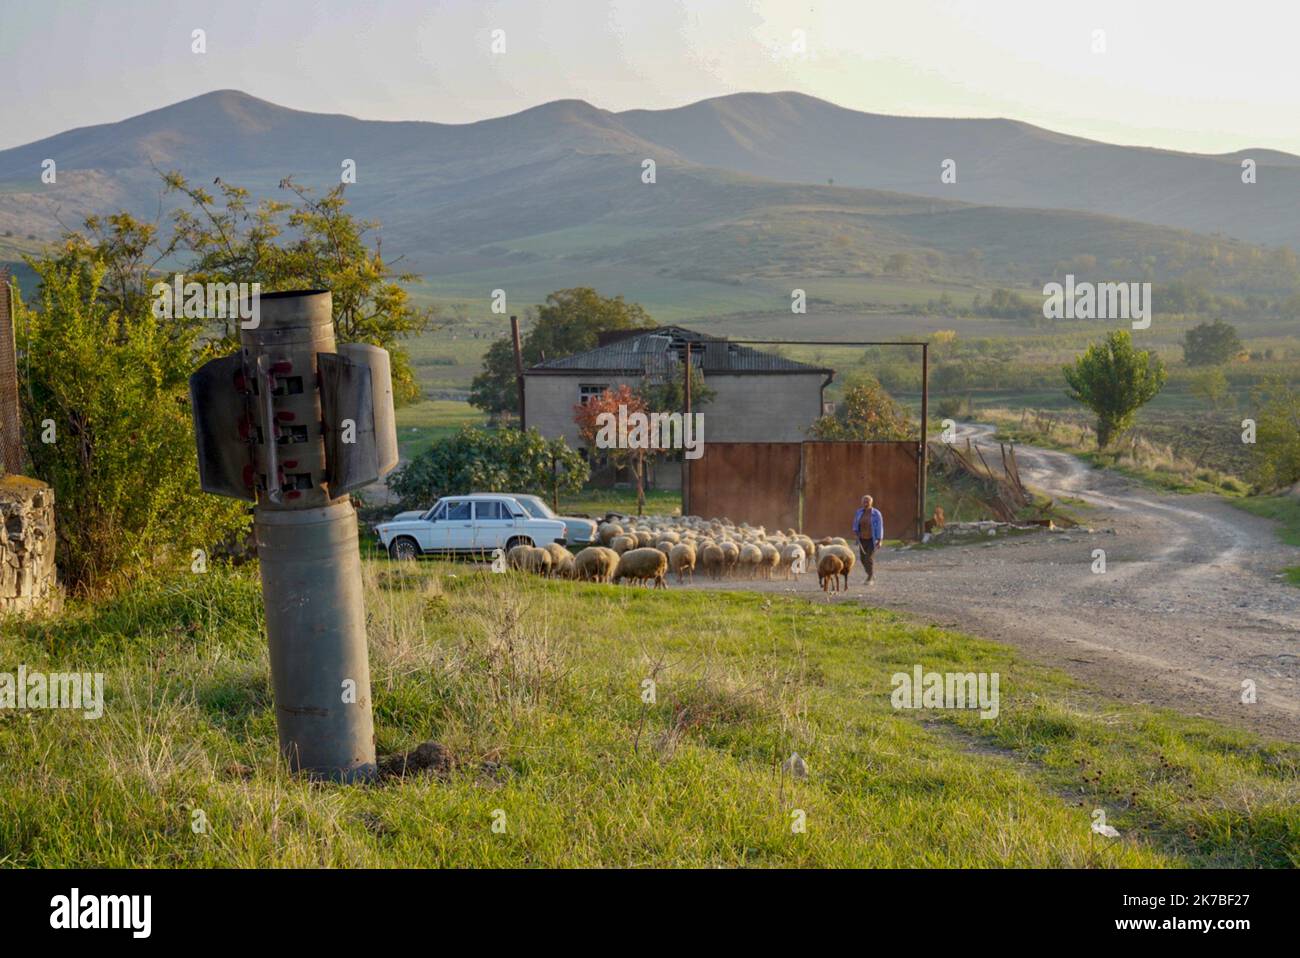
left=510, top=314, right=526, bottom=431
left=918, top=341, right=929, bottom=540
left=682, top=342, right=692, bottom=517
left=0, top=268, right=21, bottom=475
left=190, top=289, right=397, bottom=782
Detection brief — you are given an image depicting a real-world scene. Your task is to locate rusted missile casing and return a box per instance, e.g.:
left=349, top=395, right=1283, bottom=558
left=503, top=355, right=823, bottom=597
left=256, top=502, right=374, bottom=781
left=241, top=290, right=376, bottom=782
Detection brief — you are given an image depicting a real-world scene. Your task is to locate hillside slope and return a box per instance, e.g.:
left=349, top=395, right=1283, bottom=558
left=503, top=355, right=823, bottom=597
left=1, top=90, right=1295, bottom=298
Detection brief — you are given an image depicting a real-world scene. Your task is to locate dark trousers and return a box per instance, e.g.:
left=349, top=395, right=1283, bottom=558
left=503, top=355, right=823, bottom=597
left=858, top=537, right=876, bottom=580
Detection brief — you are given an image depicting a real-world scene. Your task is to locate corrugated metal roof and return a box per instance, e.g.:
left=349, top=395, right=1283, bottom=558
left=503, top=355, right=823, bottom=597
left=528, top=325, right=830, bottom=375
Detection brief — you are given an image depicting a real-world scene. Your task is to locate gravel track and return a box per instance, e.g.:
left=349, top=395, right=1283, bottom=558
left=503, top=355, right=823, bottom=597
left=683, top=423, right=1300, bottom=740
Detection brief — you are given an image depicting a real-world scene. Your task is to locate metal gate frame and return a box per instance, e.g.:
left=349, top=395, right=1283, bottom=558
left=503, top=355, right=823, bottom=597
left=685, top=440, right=922, bottom=541
left=683, top=339, right=929, bottom=538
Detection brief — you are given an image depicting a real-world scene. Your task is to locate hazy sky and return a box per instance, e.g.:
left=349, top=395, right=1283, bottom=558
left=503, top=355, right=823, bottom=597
left=3, top=0, right=1298, bottom=154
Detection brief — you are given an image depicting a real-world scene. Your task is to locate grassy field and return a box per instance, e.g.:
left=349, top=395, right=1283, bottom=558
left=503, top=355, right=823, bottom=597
left=2, top=561, right=1295, bottom=867
left=984, top=408, right=1251, bottom=496
left=1234, top=495, right=1300, bottom=585
left=393, top=399, right=487, bottom=459
left=557, top=487, right=681, bottom=517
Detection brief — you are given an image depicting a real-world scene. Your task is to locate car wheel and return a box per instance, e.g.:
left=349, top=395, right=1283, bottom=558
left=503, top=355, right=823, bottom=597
left=505, top=536, right=533, bottom=550
left=389, top=536, right=420, bottom=561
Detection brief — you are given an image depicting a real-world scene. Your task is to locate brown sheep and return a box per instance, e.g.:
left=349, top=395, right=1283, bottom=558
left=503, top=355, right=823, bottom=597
left=738, top=543, right=763, bottom=579
left=668, top=542, right=697, bottom=584
left=700, top=543, right=725, bottom=580
left=819, top=543, right=856, bottom=590
left=597, top=547, right=621, bottom=581
left=720, top=541, right=740, bottom=576
left=818, top=553, right=845, bottom=592
left=598, top=522, right=624, bottom=546
left=574, top=546, right=617, bottom=582
left=544, top=541, right=570, bottom=576
left=529, top=546, right=553, bottom=576
left=924, top=505, right=946, bottom=534
left=507, top=545, right=551, bottom=576
left=609, top=534, right=637, bottom=555
left=613, top=547, right=669, bottom=589
left=758, top=542, right=781, bottom=580
left=573, top=546, right=602, bottom=581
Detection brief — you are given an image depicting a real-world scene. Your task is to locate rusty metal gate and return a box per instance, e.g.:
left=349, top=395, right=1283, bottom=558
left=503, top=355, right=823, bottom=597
left=686, top=440, right=922, bottom=540
left=685, top=442, right=802, bottom=532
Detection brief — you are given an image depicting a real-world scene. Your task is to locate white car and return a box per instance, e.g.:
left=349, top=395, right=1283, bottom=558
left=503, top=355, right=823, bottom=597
left=507, top=494, right=598, bottom=547
left=376, top=493, right=567, bottom=561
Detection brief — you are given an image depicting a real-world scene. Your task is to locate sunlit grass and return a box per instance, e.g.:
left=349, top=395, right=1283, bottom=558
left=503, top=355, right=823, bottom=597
left=1, top=561, right=1294, bottom=868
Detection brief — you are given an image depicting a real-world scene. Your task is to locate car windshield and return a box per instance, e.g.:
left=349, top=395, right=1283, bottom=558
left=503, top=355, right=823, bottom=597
left=517, top=496, right=557, bottom=519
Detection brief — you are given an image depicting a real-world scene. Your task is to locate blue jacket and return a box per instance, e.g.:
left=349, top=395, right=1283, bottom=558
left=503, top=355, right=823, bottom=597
left=852, top=506, right=884, bottom=542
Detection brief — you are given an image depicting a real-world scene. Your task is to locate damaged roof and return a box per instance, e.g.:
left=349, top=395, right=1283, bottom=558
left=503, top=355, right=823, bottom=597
left=525, top=325, right=832, bottom=376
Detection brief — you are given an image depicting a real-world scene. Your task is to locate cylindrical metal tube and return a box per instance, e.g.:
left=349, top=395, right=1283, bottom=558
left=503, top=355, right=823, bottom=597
left=242, top=290, right=377, bottom=782
left=255, top=502, right=375, bottom=781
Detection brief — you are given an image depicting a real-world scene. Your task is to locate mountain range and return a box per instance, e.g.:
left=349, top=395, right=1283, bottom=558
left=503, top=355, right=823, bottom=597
left=3, top=89, right=1298, bottom=305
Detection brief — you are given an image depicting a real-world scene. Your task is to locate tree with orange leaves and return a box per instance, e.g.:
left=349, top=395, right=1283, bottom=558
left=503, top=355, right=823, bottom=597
left=573, top=384, right=663, bottom=515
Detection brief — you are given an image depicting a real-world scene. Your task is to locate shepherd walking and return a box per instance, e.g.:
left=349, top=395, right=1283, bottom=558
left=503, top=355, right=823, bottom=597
left=852, top=494, right=884, bottom=585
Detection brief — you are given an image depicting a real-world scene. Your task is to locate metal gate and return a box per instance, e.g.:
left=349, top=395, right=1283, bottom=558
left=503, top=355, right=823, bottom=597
left=685, top=441, right=922, bottom=540
left=685, top=442, right=802, bottom=532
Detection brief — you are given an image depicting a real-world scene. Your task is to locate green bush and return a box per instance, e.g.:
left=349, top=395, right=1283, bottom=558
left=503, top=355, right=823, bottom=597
left=809, top=376, right=914, bottom=441
left=1247, top=377, right=1300, bottom=491
left=14, top=260, right=247, bottom=594
left=388, top=426, right=589, bottom=508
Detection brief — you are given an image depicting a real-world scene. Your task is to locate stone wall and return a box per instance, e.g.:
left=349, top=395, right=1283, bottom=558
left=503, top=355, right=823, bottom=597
left=0, top=474, right=57, bottom=614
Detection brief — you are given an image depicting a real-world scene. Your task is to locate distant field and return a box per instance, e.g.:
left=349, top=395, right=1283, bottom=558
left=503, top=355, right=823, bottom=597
left=393, top=400, right=486, bottom=459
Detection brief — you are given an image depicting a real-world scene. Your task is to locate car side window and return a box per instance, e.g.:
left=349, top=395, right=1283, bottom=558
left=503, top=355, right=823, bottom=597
left=428, top=502, right=446, bottom=522
left=445, top=500, right=472, bottom=521
left=475, top=500, right=505, bottom=520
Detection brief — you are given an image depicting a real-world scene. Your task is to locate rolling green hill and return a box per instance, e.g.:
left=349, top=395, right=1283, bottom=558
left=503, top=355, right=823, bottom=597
left=3, top=89, right=1298, bottom=313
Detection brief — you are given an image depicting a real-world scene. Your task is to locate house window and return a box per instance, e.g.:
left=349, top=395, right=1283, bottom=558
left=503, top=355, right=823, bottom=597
left=578, top=384, right=608, bottom=405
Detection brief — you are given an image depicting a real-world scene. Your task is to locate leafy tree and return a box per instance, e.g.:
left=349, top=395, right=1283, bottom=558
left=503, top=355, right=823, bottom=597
left=808, top=376, right=914, bottom=441
left=12, top=171, right=436, bottom=589
left=164, top=173, right=439, bottom=405
left=1063, top=330, right=1167, bottom=448
left=469, top=337, right=523, bottom=418
left=883, top=252, right=912, bottom=275
left=470, top=288, right=655, bottom=414
left=1182, top=320, right=1243, bottom=366
left=1189, top=366, right=1230, bottom=409
left=14, top=259, right=248, bottom=593
left=637, top=364, right=715, bottom=414
left=931, top=360, right=972, bottom=395
left=387, top=426, right=588, bottom=509
left=977, top=287, right=1040, bottom=322
left=573, top=385, right=659, bottom=514
left=928, top=330, right=958, bottom=360
left=1247, top=378, right=1300, bottom=491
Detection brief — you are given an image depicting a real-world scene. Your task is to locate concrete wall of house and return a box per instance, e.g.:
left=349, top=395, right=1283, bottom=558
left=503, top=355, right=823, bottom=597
left=523, top=371, right=826, bottom=448
left=701, top=373, right=825, bottom=442
left=523, top=374, right=641, bottom=450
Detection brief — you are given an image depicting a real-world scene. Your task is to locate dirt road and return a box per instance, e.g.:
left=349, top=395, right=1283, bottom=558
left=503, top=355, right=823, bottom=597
left=687, top=423, right=1300, bottom=740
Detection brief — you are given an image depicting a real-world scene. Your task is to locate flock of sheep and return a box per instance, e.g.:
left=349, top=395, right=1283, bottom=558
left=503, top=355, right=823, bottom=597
left=505, top=514, right=861, bottom=592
